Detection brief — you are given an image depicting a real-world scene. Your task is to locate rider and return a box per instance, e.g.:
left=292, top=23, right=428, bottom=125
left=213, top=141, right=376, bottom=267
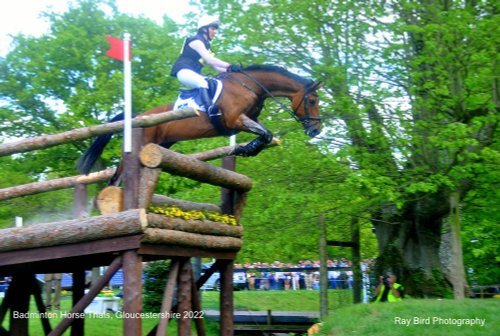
left=171, top=15, right=242, bottom=115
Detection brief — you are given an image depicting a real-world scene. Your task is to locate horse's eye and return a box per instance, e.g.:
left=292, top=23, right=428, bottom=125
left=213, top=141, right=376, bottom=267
left=308, top=99, right=316, bottom=105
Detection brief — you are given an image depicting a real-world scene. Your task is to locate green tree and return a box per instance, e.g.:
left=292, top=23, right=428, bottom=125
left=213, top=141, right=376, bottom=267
left=201, top=0, right=499, bottom=296
left=0, top=0, right=182, bottom=226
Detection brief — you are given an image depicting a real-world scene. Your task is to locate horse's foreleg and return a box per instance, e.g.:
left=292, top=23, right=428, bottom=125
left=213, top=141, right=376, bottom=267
left=233, top=116, right=273, bottom=157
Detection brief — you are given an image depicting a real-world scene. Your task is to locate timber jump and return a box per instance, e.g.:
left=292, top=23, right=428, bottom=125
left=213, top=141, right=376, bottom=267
left=0, top=108, right=261, bottom=336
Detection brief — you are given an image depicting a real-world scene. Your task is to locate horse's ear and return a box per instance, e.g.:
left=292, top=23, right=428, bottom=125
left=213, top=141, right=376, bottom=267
left=312, top=81, right=323, bottom=91
left=308, top=81, right=323, bottom=92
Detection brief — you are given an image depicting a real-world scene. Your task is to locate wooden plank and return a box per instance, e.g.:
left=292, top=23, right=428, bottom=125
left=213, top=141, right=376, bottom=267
left=233, top=325, right=309, bottom=332
left=0, top=235, right=142, bottom=270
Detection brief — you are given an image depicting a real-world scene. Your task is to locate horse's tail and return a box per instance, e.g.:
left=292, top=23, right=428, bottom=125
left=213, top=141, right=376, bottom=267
left=76, top=113, right=125, bottom=174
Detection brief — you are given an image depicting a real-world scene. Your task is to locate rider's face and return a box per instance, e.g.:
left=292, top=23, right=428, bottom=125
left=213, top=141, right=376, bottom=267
left=208, top=26, right=217, bottom=40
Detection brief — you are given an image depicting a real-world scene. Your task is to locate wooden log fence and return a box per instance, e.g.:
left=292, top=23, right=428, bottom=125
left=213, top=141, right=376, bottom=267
left=0, top=108, right=198, bottom=157
left=0, top=209, right=245, bottom=254
left=0, top=105, right=273, bottom=336
left=0, top=136, right=277, bottom=202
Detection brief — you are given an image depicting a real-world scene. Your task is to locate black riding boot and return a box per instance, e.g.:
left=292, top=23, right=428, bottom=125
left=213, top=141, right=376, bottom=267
left=199, top=88, right=214, bottom=114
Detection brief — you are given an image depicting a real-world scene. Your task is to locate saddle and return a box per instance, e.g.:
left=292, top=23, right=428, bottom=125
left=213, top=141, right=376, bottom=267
left=174, top=79, right=236, bottom=135
left=174, top=79, right=223, bottom=113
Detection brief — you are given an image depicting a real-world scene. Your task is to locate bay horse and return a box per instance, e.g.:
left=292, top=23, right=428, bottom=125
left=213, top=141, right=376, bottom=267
left=77, top=64, right=323, bottom=184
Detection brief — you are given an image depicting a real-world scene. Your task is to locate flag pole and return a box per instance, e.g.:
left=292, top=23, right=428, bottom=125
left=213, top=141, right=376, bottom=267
left=123, top=32, right=132, bottom=153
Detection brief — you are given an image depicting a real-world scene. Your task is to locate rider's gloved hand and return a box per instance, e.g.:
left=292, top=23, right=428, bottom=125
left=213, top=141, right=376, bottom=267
left=228, top=64, right=243, bottom=72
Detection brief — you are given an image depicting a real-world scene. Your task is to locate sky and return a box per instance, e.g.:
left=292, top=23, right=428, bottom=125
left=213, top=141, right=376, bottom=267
left=0, top=0, right=193, bottom=56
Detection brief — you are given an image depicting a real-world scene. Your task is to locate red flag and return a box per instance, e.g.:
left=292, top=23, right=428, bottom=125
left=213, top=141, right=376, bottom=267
left=105, top=35, right=131, bottom=61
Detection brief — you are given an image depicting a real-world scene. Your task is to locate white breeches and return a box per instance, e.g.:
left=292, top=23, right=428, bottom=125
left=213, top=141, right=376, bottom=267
left=176, top=69, right=208, bottom=89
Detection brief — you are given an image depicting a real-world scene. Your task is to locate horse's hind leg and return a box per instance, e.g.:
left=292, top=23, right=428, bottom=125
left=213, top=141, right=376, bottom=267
left=233, top=116, right=273, bottom=157
left=109, top=162, right=124, bottom=186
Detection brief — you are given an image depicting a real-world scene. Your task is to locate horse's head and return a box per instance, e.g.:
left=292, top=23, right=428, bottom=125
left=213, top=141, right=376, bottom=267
left=291, top=81, right=323, bottom=137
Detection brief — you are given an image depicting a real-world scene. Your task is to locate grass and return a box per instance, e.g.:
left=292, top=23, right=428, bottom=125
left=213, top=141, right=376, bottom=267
left=202, top=289, right=352, bottom=311
left=4, top=291, right=497, bottom=335
left=2, top=289, right=351, bottom=335
left=318, top=298, right=500, bottom=336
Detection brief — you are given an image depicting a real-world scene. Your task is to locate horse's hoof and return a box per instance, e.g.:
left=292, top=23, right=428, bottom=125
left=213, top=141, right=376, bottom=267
left=233, top=146, right=247, bottom=156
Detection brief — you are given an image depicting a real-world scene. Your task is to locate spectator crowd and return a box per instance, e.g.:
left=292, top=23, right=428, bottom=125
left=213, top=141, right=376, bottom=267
left=230, top=258, right=375, bottom=295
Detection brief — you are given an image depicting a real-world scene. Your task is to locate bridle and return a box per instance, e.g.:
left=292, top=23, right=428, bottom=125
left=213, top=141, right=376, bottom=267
left=226, top=70, right=321, bottom=128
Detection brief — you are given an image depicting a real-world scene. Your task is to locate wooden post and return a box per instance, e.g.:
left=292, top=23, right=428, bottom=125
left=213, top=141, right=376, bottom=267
left=123, top=127, right=143, bottom=336
left=351, top=218, right=362, bottom=304
left=123, top=250, right=143, bottom=336
left=124, top=128, right=143, bottom=210
left=10, top=275, right=31, bottom=335
left=450, top=191, right=466, bottom=299
left=190, top=270, right=206, bottom=336
left=177, top=259, right=192, bottom=336
left=72, top=183, right=87, bottom=218
left=156, top=260, right=180, bottom=336
left=31, top=275, right=52, bottom=335
left=72, top=183, right=87, bottom=336
left=71, top=269, right=86, bottom=336
left=319, top=214, right=329, bottom=319
left=220, top=156, right=236, bottom=214
left=219, top=260, right=234, bottom=336
left=327, top=217, right=361, bottom=305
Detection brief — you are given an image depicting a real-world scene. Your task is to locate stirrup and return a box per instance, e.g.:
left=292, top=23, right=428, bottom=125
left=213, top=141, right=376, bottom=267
left=207, top=105, right=221, bottom=117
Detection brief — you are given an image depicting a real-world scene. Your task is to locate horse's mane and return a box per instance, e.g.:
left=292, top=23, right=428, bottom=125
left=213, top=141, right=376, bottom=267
left=243, top=64, right=314, bottom=87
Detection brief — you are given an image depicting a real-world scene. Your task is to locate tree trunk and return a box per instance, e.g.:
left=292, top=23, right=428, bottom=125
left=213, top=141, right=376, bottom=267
left=448, top=191, right=466, bottom=299
left=374, top=192, right=451, bottom=297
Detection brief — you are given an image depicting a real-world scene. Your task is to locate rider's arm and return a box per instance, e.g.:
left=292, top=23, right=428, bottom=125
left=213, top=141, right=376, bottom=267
left=189, top=39, right=230, bottom=73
